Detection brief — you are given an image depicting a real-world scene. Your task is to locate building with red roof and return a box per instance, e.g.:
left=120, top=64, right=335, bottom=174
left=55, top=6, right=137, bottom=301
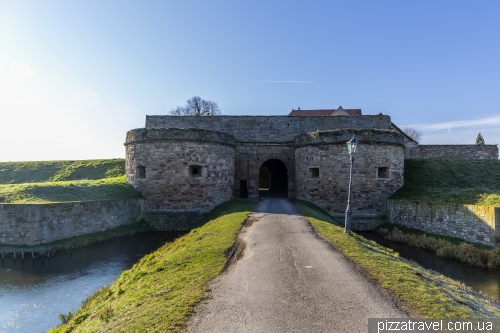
left=288, top=106, right=362, bottom=117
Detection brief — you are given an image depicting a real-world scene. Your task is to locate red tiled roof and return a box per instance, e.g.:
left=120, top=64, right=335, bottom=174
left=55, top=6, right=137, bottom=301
left=288, top=109, right=362, bottom=116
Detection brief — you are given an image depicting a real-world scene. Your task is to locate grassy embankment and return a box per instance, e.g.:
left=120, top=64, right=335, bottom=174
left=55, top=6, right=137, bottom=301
left=0, top=159, right=141, bottom=203
left=389, top=159, right=500, bottom=205
left=0, top=159, right=143, bottom=253
left=48, top=199, right=256, bottom=333
left=381, top=159, right=500, bottom=265
left=47, top=198, right=500, bottom=331
left=291, top=199, right=500, bottom=318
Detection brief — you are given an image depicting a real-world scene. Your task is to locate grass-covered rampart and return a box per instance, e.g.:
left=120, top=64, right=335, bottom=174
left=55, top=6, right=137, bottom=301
left=0, top=159, right=140, bottom=203
left=0, top=159, right=125, bottom=184
left=291, top=199, right=500, bottom=318
left=390, top=159, right=500, bottom=205
left=48, top=199, right=256, bottom=333
left=0, top=176, right=141, bottom=203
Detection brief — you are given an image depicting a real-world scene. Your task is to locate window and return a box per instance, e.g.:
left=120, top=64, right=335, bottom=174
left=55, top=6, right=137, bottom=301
left=377, top=167, right=389, bottom=179
left=136, top=166, right=146, bottom=179
left=308, top=167, right=320, bottom=179
left=189, top=165, right=203, bottom=178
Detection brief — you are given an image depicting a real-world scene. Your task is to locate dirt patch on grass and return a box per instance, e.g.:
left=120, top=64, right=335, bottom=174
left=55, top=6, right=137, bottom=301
left=222, top=212, right=260, bottom=272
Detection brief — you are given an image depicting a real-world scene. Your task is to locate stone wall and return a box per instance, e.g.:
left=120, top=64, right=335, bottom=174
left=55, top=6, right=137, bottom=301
left=387, top=200, right=500, bottom=246
left=0, top=199, right=143, bottom=246
left=125, top=128, right=235, bottom=230
left=145, top=115, right=393, bottom=143
left=295, top=129, right=405, bottom=229
left=405, top=145, right=498, bottom=159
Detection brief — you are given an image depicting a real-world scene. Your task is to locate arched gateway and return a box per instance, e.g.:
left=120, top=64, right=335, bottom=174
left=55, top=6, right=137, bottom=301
left=259, top=159, right=288, bottom=197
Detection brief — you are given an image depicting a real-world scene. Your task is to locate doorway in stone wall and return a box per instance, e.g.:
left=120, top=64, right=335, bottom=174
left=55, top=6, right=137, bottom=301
left=240, top=180, right=248, bottom=198
left=259, top=159, right=288, bottom=197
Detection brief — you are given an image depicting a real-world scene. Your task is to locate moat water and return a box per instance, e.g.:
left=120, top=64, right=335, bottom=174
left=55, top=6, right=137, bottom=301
left=360, top=231, right=500, bottom=301
left=0, top=232, right=180, bottom=333
left=2, top=229, right=500, bottom=333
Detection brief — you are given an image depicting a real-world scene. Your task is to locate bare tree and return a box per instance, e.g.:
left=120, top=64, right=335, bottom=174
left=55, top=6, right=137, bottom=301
left=400, top=125, right=423, bottom=143
left=169, top=96, right=221, bottom=116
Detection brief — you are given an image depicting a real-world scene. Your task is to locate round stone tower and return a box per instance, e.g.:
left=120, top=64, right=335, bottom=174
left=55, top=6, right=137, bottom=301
left=125, top=127, right=235, bottom=230
left=294, top=129, right=405, bottom=229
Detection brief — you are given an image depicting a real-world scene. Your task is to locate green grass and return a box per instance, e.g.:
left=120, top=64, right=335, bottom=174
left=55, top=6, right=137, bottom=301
left=48, top=199, right=256, bottom=333
left=0, top=159, right=125, bottom=184
left=390, top=159, right=500, bottom=205
left=290, top=198, right=500, bottom=318
left=0, top=159, right=140, bottom=203
left=0, top=176, right=141, bottom=203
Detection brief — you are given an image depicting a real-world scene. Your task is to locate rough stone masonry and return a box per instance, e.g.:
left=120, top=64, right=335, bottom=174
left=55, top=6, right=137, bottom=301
left=125, top=114, right=496, bottom=231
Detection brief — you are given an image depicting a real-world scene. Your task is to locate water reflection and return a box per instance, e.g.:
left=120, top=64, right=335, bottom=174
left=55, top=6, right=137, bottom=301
left=360, top=232, right=500, bottom=301
left=0, top=232, right=180, bottom=333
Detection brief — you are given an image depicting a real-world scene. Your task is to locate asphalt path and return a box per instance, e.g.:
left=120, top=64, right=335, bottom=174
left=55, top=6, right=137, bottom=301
left=184, top=198, right=407, bottom=333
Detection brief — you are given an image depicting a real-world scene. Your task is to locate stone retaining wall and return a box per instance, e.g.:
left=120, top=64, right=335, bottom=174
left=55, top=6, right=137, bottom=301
left=387, top=200, right=500, bottom=246
left=405, top=145, right=498, bottom=159
left=0, top=199, right=143, bottom=246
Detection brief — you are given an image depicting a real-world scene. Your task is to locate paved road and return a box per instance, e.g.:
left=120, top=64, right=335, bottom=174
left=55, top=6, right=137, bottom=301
left=184, top=198, right=407, bottom=333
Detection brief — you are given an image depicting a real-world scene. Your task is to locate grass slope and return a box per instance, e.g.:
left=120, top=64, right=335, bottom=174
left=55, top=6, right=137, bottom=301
left=390, top=159, right=500, bottom=205
left=0, top=159, right=140, bottom=203
left=291, top=199, right=500, bottom=318
left=0, top=159, right=125, bottom=184
left=0, top=176, right=141, bottom=203
left=48, top=199, right=256, bottom=333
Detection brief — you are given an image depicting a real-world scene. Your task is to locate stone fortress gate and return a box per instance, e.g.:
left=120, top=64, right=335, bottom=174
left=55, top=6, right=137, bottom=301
left=125, top=114, right=407, bottom=230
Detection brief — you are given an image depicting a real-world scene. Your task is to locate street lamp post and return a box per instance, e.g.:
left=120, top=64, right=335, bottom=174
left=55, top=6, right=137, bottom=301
left=345, top=136, right=358, bottom=234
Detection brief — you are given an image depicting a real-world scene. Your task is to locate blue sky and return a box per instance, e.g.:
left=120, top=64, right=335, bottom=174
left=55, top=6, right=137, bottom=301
left=1, top=1, right=499, bottom=161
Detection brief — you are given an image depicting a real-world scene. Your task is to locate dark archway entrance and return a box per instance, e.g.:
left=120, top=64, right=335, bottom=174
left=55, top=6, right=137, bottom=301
left=259, top=159, right=288, bottom=197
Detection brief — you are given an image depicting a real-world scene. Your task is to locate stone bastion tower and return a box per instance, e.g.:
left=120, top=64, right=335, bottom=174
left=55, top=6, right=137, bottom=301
left=125, top=114, right=405, bottom=230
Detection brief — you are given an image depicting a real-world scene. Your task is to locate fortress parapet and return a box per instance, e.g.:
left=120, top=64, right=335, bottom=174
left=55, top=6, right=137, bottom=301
left=295, top=128, right=404, bottom=148
left=125, top=127, right=236, bottom=147
left=145, top=115, right=393, bottom=143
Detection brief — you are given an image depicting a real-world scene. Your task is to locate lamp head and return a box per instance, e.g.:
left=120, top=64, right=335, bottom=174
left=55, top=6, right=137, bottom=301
left=346, top=136, right=358, bottom=155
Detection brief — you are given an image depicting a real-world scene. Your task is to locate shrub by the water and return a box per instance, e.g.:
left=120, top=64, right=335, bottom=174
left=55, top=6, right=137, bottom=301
left=378, top=227, right=500, bottom=268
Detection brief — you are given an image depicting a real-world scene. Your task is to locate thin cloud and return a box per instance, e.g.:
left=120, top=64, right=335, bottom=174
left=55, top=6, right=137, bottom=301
left=256, top=80, right=313, bottom=84
left=414, top=115, right=500, bottom=131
